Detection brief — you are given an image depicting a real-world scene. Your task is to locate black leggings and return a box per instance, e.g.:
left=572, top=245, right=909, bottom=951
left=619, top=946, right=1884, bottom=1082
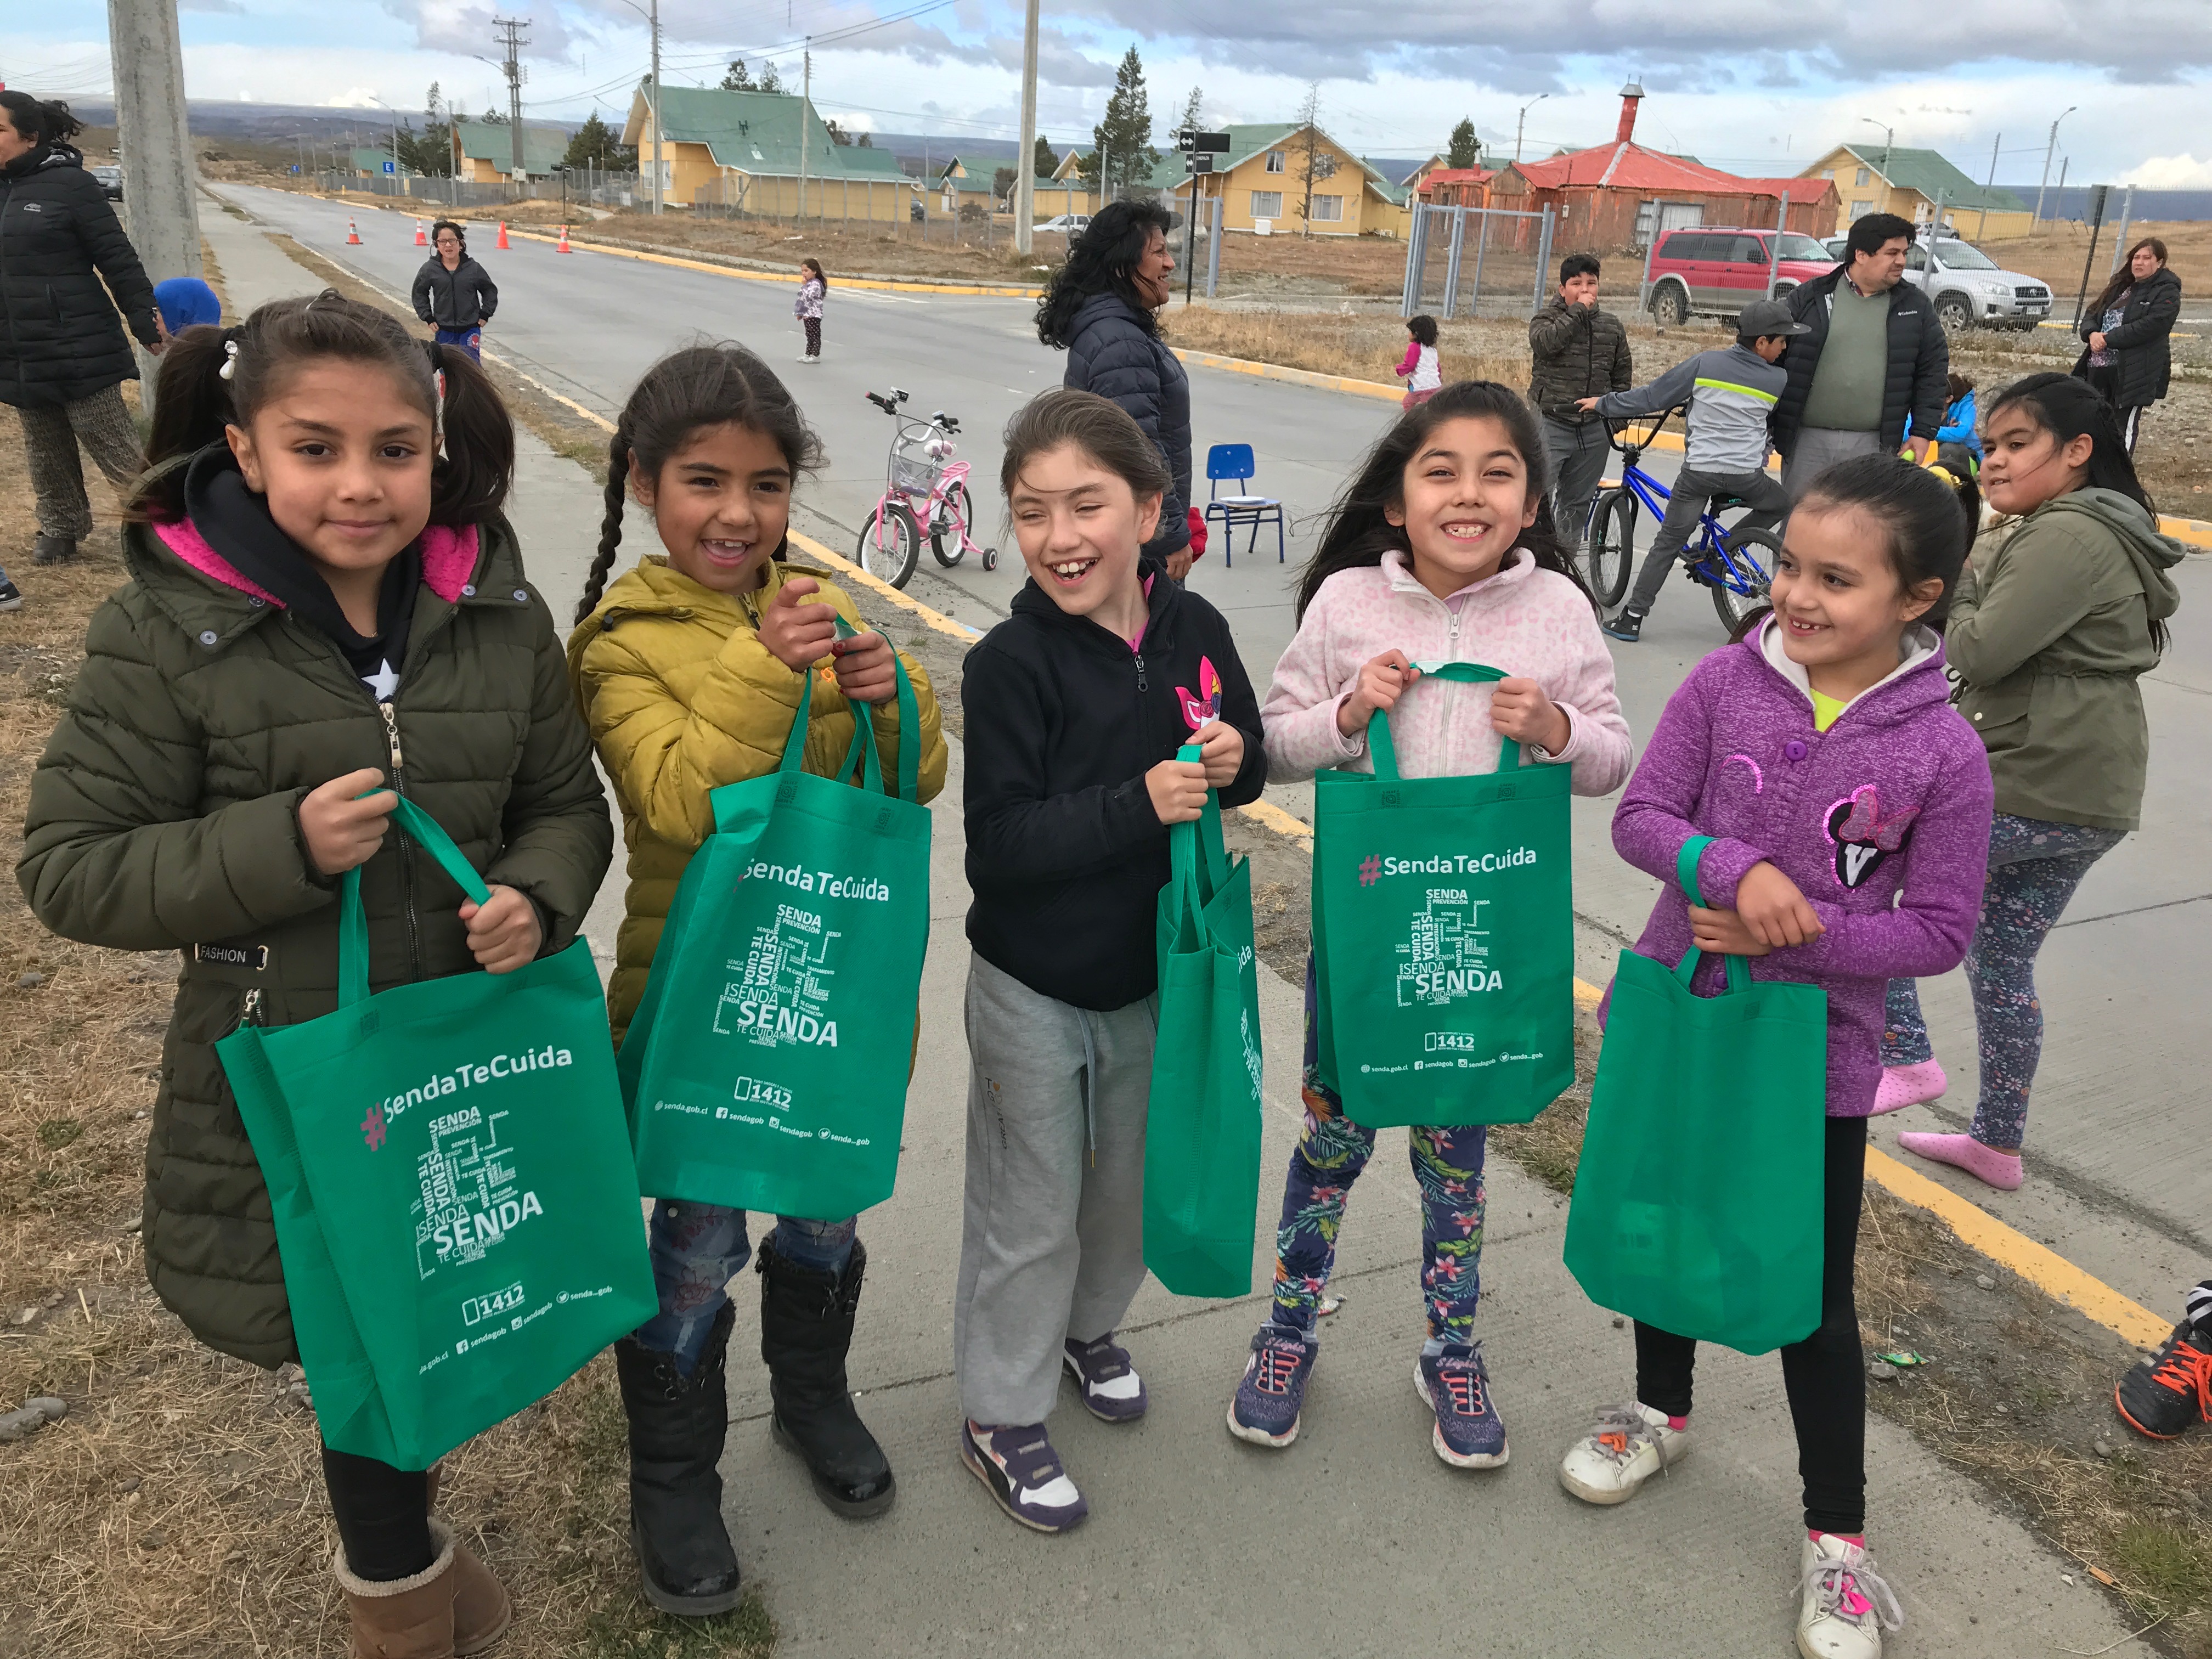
left=803, top=316, right=822, bottom=357
left=321, top=1443, right=435, bottom=1582
left=1634, top=1115, right=1869, bottom=1536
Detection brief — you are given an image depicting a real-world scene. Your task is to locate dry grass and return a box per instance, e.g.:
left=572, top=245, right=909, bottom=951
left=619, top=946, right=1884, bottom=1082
left=0, top=246, right=772, bottom=1659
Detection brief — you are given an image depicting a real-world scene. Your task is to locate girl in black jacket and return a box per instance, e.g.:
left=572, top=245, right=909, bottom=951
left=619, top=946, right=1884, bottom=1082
left=955, top=390, right=1264, bottom=1534
left=2076, top=238, right=2183, bottom=453
left=0, top=92, right=160, bottom=581
left=411, top=220, right=498, bottom=363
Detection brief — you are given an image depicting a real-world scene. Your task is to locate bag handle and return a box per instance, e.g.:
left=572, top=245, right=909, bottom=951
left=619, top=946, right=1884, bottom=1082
left=338, top=795, right=492, bottom=1008
left=826, top=616, right=923, bottom=803
left=1365, top=661, right=1523, bottom=780
left=1166, top=742, right=1232, bottom=914
left=1672, top=833, right=1751, bottom=995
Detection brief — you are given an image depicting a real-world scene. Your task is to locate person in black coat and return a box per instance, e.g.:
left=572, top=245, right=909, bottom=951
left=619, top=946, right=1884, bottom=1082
left=410, top=219, right=498, bottom=363
left=2075, top=238, right=2183, bottom=453
left=1035, top=200, right=1198, bottom=578
left=0, top=92, right=161, bottom=590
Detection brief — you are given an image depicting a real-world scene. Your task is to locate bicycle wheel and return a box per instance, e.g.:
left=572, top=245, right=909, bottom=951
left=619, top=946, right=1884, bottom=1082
left=1587, top=488, right=1635, bottom=608
left=1707, top=526, right=1780, bottom=635
left=856, top=502, right=920, bottom=589
left=930, top=481, right=973, bottom=568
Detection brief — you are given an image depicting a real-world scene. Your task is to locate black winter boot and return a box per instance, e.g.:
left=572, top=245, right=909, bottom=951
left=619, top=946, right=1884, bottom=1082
left=32, top=534, right=77, bottom=566
left=613, top=1303, right=744, bottom=1616
left=757, top=1237, right=896, bottom=1518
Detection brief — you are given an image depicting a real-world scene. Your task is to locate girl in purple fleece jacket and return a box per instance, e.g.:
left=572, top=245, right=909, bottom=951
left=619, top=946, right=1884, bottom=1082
left=1559, top=455, right=1992, bottom=1659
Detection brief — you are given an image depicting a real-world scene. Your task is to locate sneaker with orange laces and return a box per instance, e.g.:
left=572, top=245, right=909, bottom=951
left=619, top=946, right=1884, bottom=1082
left=1558, top=1401, right=1688, bottom=1504
left=2115, top=1318, right=2212, bottom=1439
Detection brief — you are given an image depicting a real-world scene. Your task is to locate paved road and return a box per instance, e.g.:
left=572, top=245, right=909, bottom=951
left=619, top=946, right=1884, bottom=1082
left=213, top=185, right=2212, bottom=1290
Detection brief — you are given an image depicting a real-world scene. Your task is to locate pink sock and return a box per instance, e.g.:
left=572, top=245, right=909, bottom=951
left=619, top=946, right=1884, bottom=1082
left=1811, top=1530, right=1866, bottom=1547
left=1871, top=1059, right=1946, bottom=1115
left=1666, top=1413, right=1688, bottom=1431
left=1895, top=1130, right=2024, bottom=1191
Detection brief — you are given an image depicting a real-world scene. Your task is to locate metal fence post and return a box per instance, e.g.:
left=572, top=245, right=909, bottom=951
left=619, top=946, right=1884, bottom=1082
left=1440, top=207, right=1467, bottom=319
left=1530, top=206, right=1555, bottom=317
left=1401, top=205, right=1429, bottom=318
left=1637, top=224, right=1657, bottom=315
left=2109, top=184, right=2135, bottom=270
left=1767, top=194, right=1786, bottom=297
left=1468, top=207, right=1491, bottom=317
left=1206, top=191, right=1223, bottom=297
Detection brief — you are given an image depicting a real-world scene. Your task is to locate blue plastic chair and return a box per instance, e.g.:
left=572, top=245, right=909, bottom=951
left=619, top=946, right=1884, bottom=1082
left=1201, top=443, right=1285, bottom=566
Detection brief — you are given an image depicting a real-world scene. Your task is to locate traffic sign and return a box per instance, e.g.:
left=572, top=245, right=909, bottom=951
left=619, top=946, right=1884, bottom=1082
left=1176, top=129, right=1231, bottom=155
left=1185, top=154, right=1214, bottom=174
left=382, top=160, right=396, bottom=175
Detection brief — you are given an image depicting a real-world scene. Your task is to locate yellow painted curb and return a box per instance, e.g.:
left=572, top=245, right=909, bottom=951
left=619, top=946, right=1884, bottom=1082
left=784, top=531, right=989, bottom=645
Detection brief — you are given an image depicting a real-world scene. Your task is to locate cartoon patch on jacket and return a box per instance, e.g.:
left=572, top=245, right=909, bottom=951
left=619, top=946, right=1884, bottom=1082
left=1826, top=783, right=1919, bottom=889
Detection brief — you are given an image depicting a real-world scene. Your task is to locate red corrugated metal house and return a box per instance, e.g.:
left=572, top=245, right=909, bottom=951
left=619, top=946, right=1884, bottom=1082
left=1480, top=83, right=1838, bottom=251
left=1421, top=167, right=1497, bottom=209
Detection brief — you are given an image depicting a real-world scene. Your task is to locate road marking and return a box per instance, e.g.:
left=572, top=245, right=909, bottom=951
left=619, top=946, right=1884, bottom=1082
left=786, top=531, right=984, bottom=645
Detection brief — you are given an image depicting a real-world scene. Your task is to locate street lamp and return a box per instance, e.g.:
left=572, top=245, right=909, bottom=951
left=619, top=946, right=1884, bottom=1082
left=1514, top=93, right=1550, bottom=165
left=2034, top=106, right=2077, bottom=225
left=610, top=0, right=663, bottom=215
left=365, top=94, right=403, bottom=183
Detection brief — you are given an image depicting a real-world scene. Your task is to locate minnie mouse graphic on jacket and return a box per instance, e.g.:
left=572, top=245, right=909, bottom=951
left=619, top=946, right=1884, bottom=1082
left=1612, top=615, right=1994, bottom=1116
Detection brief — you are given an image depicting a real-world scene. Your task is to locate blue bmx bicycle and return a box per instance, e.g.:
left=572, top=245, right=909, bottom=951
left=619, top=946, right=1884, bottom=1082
left=1583, top=410, right=1779, bottom=634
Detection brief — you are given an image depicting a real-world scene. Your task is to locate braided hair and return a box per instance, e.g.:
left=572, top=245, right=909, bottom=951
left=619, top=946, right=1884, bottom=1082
left=574, top=343, right=824, bottom=626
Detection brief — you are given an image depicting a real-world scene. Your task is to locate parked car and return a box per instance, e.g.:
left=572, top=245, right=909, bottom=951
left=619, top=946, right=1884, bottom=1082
left=1036, top=213, right=1090, bottom=235
left=1820, top=232, right=2052, bottom=332
left=1643, top=227, right=1837, bottom=326
left=91, top=165, right=123, bottom=200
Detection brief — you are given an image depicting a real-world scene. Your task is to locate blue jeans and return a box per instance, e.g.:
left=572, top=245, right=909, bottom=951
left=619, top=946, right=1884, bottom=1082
left=433, top=325, right=482, bottom=363
left=634, top=1201, right=857, bottom=1374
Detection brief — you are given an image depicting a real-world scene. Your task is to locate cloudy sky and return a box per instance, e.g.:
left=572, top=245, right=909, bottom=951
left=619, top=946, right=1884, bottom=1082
left=5, top=0, right=2210, bottom=186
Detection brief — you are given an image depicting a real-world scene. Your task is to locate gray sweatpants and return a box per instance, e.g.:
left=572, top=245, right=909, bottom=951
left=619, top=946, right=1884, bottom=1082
left=16, top=385, right=145, bottom=542
left=953, top=955, right=1157, bottom=1426
left=1781, top=426, right=1884, bottom=502
left=1543, top=415, right=1612, bottom=547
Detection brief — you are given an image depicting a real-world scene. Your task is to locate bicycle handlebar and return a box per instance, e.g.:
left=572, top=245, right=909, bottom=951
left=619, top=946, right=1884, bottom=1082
left=1604, top=404, right=1688, bottom=455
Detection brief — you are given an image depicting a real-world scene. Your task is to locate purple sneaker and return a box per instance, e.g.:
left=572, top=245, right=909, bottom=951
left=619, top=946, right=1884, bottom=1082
left=1415, top=1342, right=1510, bottom=1469
left=960, top=1420, right=1088, bottom=1533
left=1062, top=1333, right=1148, bottom=1423
left=1227, top=1323, right=1318, bottom=1448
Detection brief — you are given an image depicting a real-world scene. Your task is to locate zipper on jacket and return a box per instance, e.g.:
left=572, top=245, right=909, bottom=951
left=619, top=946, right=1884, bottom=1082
left=1132, top=650, right=1148, bottom=693
left=235, top=988, right=263, bottom=1033
left=378, top=700, right=425, bottom=980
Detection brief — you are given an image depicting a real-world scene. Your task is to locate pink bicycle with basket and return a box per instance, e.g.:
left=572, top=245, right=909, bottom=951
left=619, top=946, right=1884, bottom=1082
left=857, top=388, right=998, bottom=589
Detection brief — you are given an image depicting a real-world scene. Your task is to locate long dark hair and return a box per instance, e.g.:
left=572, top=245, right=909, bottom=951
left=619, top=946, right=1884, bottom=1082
left=1294, top=380, right=1591, bottom=622
left=801, top=257, right=827, bottom=290
left=2087, top=237, right=2166, bottom=321
left=1985, top=370, right=2165, bottom=650
left=133, top=290, right=512, bottom=527
left=0, top=92, right=83, bottom=149
left=998, top=387, right=1170, bottom=504
left=1035, top=199, right=1175, bottom=349
left=574, top=342, right=824, bottom=625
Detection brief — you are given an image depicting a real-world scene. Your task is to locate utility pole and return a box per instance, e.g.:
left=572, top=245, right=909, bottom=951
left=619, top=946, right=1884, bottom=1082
left=1975, top=132, right=2000, bottom=241
left=492, top=16, right=529, bottom=184
left=650, top=0, right=662, bottom=214
left=1014, top=0, right=1040, bottom=255
left=105, top=0, right=201, bottom=377
left=797, top=42, right=810, bottom=223
left=2034, top=106, right=2076, bottom=225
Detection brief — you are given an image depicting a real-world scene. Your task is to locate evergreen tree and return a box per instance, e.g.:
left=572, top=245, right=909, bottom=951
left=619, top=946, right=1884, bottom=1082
left=994, top=164, right=1017, bottom=200
left=562, top=111, right=631, bottom=170
left=1034, top=133, right=1057, bottom=176
left=1177, top=86, right=1204, bottom=137
left=406, top=82, right=453, bottom=177
left=758, top=59, right=783, bottom=94
left=1447, top=117, right=1479, bottom=170
left=1085, top=45, right=1156, bottom=201
left=825, top=118, right=854, bottom=146
left=857, top=132, right=873, bottom=148
left=721, top=58, right=755, bottom=91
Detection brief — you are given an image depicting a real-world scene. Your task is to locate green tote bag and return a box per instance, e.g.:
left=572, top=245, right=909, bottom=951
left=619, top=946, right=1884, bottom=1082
left=619, top=642, right=932, bottom=1222
left=218, top=797, right=658, bottom=1471
left=1312, top=662, right=1575, bottom=1128
left=1143, top=752, right=1265, bottom=1297
left=1562, top=836, right=1830, bottom=1356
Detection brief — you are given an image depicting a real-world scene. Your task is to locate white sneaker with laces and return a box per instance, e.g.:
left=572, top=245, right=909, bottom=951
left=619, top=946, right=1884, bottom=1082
left=1797, top=1532, right=1903, bottom=1659
left=1558, top=1401, right=1688, bottom=1505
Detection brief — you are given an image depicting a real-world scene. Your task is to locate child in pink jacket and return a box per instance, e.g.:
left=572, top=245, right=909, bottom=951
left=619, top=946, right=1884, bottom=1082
left=1226, top=380, right=1632, bottom=1470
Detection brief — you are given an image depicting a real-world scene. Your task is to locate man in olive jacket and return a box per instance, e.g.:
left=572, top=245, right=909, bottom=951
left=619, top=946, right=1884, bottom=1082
left=1528, top=252, right=1633, bottom=548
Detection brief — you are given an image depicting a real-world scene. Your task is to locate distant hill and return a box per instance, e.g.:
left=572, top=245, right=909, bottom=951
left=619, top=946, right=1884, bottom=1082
left=63, top=98, right=577, bottom=147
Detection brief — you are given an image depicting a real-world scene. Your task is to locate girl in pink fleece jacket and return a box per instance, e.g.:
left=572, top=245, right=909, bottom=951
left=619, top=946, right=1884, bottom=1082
left=1226, top=381, right=1632, bottom=1471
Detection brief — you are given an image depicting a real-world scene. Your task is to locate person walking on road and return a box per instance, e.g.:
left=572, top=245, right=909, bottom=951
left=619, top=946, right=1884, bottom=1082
left=1565, top=456, right=1991, bottom=1659
left=793, top=258, right=827, bottom=364
left=0, top=90, right=162, bottom=604
left=1773, top=213, right=1947, bottom=498
left=2074, top=238, right=2181, bottom=454
left=1035, top=200, right=1203, bottom=580
left=1884, top=374, right=2183, bottom=1190
left=411, top=219, right=496, bottom=364
left=1583, top=297, right=1804, bottom=642
left=1528, top=252, right=1633, bottom=551
left=1393, top=312, right=1442, bottom=409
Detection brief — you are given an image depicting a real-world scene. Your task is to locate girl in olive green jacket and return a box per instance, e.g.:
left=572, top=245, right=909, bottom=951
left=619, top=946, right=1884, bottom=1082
left=1878, top=373, right=2183, bottom=1190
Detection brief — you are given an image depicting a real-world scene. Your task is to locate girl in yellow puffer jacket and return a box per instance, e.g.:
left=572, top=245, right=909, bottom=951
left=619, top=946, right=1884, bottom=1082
left=566, top=343, right=946, bottom=1616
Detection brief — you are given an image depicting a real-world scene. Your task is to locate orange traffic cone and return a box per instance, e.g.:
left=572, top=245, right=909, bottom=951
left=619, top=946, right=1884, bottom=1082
left=346, top=217, right=363, bottom=245
left=414, top=218, right=427, bottom=246
left=556, top=224, right=572, bottom=253
left=495, top=221, right=510, bottom=250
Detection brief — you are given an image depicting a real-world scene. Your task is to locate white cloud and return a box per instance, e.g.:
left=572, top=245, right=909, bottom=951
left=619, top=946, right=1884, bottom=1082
left=2121, top=152, right=2212, bottom=188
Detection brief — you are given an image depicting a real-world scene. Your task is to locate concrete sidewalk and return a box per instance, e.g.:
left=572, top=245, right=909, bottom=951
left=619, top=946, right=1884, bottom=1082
left=198, top=198, right=2137, bottom=1657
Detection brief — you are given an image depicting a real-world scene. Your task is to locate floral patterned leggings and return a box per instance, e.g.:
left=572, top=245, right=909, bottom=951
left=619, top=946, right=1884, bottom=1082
left=1883, top=813, right=2125, bottom=1149
left=1268, top=955, right=1488, bottom=1343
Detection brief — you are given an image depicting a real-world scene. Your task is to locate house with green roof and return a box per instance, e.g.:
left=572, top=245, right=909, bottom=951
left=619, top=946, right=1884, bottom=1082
left=347, top=146, right=410, bottom=178
left=451, top=120, right=568, bottom=183
left=1802, top=143, right=2033, bottom=241
left=1052, top=123, right=1412, bottom=236
left=623, top=84, right=915, bottom=219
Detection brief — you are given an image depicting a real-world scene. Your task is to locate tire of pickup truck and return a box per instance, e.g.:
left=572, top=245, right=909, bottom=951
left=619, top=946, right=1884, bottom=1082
left=1650, top=283, right=1689, bottom=328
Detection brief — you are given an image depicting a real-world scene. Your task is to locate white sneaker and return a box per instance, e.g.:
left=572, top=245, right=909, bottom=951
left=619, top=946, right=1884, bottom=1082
left=1558, top=1401, right=1688, bottom=1504
left=1797, top=1532, right=1904, bottom=1659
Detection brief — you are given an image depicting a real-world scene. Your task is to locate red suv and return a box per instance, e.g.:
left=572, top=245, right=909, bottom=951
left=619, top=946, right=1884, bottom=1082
left=1642, top=227, right=1837, bottom=327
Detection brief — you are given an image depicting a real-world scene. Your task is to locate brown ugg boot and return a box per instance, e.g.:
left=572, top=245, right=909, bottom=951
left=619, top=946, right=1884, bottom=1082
left=334, top=1521, right=458, bottom=1659
left=419, top=1474, right=511, bottom=1655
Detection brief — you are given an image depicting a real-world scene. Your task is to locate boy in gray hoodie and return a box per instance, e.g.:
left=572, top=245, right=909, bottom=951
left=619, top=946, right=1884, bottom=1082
left=1583, top=297, right=1808, bottom=641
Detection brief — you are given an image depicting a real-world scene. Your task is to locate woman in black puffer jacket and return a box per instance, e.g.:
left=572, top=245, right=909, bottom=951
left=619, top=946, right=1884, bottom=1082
left=1035, top=199, right=1198, bottom=577
left=2075, top=238, right=2183, bottom=454
left=0, top=92, right=161, bottom=589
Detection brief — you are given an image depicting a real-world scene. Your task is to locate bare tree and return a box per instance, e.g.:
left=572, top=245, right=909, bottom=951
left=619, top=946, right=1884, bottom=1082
left=1294, top=82, right=1338, bottom=239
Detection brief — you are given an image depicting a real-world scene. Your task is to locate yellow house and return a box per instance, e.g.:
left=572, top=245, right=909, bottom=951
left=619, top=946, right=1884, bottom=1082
left=1163, top=124, right=1410, bottom=238
left=450, top=120, right=567, bottom=183
left=1801, top=144, right=2034, bottom=242
left=1042, top=150, right=1100, bottom=218
left=623, top=84, right=915, bottom=219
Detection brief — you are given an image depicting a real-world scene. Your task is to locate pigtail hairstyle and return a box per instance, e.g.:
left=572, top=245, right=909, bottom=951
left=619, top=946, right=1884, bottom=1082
left=1292, top=379, right=1594, bottom=622
left=131, top=290, right=514, bottom=525
left=573, top=341, right=825, bottom=626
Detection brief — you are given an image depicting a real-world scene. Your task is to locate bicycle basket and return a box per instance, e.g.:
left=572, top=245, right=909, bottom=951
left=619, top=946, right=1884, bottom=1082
left=891, top=452, right=944, bottom=495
